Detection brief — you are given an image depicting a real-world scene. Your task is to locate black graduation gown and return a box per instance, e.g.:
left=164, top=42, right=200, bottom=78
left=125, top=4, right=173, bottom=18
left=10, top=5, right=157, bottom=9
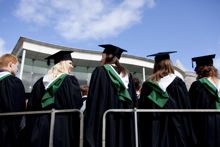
left=138, top=77, right=196, bottom=147
left=0, top=74, right=25, bottom=147
left=25, top=75, right=83, bottom=147
left=84, top=66, right=137, bottom=147
left=189, top=80, right=220, bottom=147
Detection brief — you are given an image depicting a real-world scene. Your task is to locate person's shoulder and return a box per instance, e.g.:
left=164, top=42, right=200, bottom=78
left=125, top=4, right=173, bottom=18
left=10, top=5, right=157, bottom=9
left=32, top=77, right=44, bottom=87
left=7, top=75, right=23, bottom=83
left=92, top=66, right=106, bottom=74
left=65, top=74, right=78, bottom=80
left=172, top=76, right=186, bottom=84
left=142, top=80, right=151, bottom=87
left=190, top=80, right=201, bottom=87
left=35, top=77, right=43, bottom=83
left=94, top=65, right=105, bottom=70
left=64, top=74, right=80, bottom=84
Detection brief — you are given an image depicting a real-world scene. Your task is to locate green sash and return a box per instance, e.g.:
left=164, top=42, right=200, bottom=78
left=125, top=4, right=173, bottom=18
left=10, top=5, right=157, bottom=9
left=199, top=77, right=220, bottom=109
left=103, top=64, right=132, bottom=102
left=41, top=73, right=68, bottom=108
left=147, top=80, right=169, bottom=108
left=0, top=72, right=11, bottom=81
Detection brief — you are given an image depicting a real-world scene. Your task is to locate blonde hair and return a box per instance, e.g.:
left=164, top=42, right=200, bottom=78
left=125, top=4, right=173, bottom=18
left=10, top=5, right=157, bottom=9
left=0, top=54, right=18, bottom=68
left=148, top=59, right=174, bottom=81
left=47, top=60, right=71, bottom=79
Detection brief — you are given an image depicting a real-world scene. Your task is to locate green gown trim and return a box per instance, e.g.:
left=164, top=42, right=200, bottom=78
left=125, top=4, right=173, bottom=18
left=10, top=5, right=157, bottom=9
left=103, top=64, right=132, bottom=102
left=0, top=72, right=11, bottom=81
left=146, top=80, right=169, bottom=108
left=199, top=77, right=220, bottom=109
left=41, top=73, right=68, bottom=108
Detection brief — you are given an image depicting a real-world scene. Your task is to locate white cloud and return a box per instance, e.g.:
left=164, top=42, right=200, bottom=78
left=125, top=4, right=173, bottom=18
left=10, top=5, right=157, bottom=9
left=15, top=0, right=155, bottom=40
left=0, top=38, right=6, bottom=55
left=146, top=0, right=156, bottom=8
left=15, top=0, right=53, bottom=25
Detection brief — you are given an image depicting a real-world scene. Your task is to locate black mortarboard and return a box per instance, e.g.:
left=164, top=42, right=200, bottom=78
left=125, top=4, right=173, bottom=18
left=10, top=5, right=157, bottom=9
left=99, top=44, right=127, bottom=59
left=45, top=51, right=73, bottom=65
left=147, top=51, right=177, bottom=63
left=191, top=54, right=215, bottom=68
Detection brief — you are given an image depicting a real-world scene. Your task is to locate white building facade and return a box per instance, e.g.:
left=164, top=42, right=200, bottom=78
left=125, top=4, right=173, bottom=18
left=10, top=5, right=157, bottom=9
left=12, top=37, right=186, bottom=92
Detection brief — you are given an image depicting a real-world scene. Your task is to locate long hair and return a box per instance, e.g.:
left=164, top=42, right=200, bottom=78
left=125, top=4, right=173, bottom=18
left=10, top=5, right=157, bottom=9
left=195, top=65, right=219, bottom=80
left=101, top=53, right=128, bottom=77
left=148, top=59, right=175, bottom=81
left=0, top=54, right=18, bottom=68
left=47, top=60, right=71, bottom=80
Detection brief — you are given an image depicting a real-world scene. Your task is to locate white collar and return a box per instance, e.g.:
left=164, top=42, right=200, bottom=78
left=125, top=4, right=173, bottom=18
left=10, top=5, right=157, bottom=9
left=158, top=74, right=176, bottom=92
left=207, top=77, right=220, bottom=93
left=43, top=73, right=66, bottom=89
left=0, top=71, right=11, bottom=78
left=109, top=64, right=129, bottom=89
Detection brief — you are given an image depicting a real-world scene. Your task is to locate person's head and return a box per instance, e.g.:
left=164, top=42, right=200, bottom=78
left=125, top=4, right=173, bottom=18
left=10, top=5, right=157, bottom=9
left=99, top=44, right=127, bottom=65
left=80, top=84, right=89, bottom=96
left=51, top=60, right=73, bottom=74
left=99, top=44, right=128, bottom=76
left=133, top=77, right=141, bottom=92
left=192, top=54, right=218, bottom=79
left=46, top=51, right=74, bottom=77
left=147, top=51, right=176, bottom=81
left=0, top=54, right=19, bottom=76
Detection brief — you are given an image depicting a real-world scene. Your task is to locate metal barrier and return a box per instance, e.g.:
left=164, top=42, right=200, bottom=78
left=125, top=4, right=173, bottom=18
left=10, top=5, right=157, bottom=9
left=0, top=109, right=84, bottom=147
left=2, top=108, right=220, bottom=147
left=102, top=108, right=220, bottom=147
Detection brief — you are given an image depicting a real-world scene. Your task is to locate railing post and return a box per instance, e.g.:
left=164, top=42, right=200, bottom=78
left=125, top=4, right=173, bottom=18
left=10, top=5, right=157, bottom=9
left=79, top=111, right=84, bottom=147
left=0, top=109, right=83, bottom=147
left=134, top=108, right=139, bottom=147
left=49, top=109, right=56, bottom=147
left=102, top=110, right=108, bottom=147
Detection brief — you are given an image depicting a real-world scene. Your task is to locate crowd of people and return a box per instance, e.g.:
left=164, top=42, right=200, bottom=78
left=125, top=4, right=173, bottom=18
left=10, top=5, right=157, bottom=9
left=0, top=45, right=220, bottom=147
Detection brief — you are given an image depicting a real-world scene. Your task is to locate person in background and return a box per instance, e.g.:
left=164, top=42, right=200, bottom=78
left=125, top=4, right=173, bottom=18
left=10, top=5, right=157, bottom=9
left=80, top=84, right=89, bottom=112
left=25, top=51, right=82, bottom=147
left=138, top=51, right=196, bottom=147
left=133, top=76, right=142, bottom=99
left=84, top=44, right=137, bottom=147
left=189, top=54, right=220, bottom=147
left=0, top=54, right=25, bottom=147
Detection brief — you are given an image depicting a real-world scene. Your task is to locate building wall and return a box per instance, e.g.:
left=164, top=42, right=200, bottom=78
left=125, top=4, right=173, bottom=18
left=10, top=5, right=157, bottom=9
left=12, top=37, right=186, bottom=93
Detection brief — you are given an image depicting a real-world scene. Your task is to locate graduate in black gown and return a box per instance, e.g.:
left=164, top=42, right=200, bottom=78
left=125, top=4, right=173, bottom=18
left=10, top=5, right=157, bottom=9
left=138, top=51, right=196, bottom=147
left=0, top=54, right=25, bottom=147
left=84, top=44, right=137, bottom=147
left=80, top=84, right=89, bottom=112
left=25, top=51, right=83, bottom=147
left=189, top=54, right=220, bottom=147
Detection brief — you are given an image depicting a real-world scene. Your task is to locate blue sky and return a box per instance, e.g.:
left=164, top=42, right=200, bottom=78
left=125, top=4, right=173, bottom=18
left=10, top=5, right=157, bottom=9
left=0, top=0, right=220, bottom=72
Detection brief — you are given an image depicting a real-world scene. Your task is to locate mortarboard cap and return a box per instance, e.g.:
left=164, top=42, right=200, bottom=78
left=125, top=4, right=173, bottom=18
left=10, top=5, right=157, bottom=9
left=191, top=54, right=215, bottom=68
left=99, top=44, right=127, bottom=59
left=45, top=51, right=73, bottom=66
left=147, top=51, right=177, bottom=63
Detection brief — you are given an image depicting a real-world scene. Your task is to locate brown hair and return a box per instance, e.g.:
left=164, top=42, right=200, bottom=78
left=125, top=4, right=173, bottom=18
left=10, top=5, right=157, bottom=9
left=80, top=85, right=89, bottom=96
left=133, top=77, right=141, bottom=91
left=0, top=54, right=18, bottom=68
left=148, top=59, right=175, bottom=81
left=101, top=53, right=128, bottom=77
left=195, top=65, right=218, bottom=79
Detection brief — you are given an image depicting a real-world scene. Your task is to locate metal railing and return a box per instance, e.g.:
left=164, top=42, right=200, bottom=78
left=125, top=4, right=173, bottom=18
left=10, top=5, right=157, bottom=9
left=0, top=109, right=84, bottom=147
left=102, top=108, right=220, bottom=147
left=2, top=108, right=220, bottom=147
